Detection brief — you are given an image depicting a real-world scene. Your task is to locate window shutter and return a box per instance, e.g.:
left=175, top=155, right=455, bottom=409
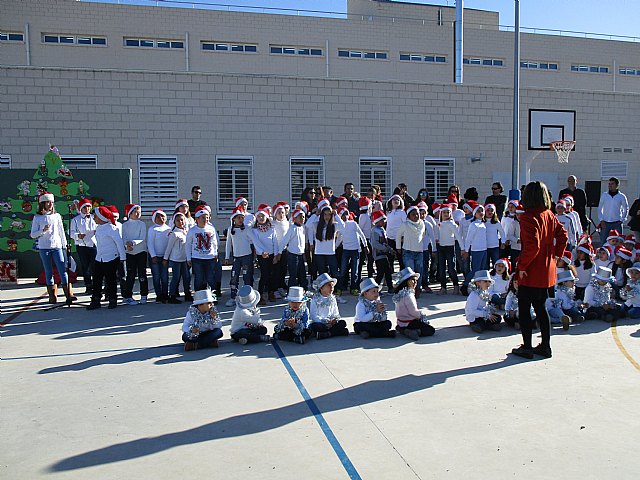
left=290, top=158, right=324, bottom=205
left=601, top=161, right=628, bottom=179
left=424, top=158, right=455, bottom=202
left=359, top=158, right=392, bottom=199
left=0, top=154, right=11, bottom=169
left=60, top=155, right=97, bottom=169
left=216, top=157, right=253, bottom=214
left=138, top=156, right=178, bottom=215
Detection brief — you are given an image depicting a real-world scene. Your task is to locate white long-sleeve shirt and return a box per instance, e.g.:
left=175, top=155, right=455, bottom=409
left=464, top=220, right=488, bottom=252
left=598, top=191, right=629, bottom=223
left=358, top=213, right=372, bottom=240
left=30, top=213, right=67, bottom=250
left=556, top=213, right=576, bottom=246
left=490, top=275, right=510, bottom=295
left=230, top=306, right=263, bottom=334
left=278, top=223, right=306, bottom=255
left=70, top=213, right=96, bottom=248
left=575, top=262, right=594, bottom=288
left=436, top=219, right=463, bottom=247
left=121, top=219, right=147, bottom=255
left=485, top=220, right=505, bottom=249
left=310, top=215, right=345, bottom=255
left=386, top=209, right=407, bottom=240
left=309, top=294, right=341, bottom=324
left=94, top=222, right=125, bottom=262
left=340, top=220, right=367, bottom=252
left=185, top=224, right=219, bottom=260
left=502, top=216, right=521, bottom=251
left=273, top=218, right=289, bottom=244
left=465, top=290, right=489, bottom=322
left=163, top=228, right=188, bottom=262
left=225, top=224, right=253, bottom=259
left=354, top=299, right=387, bottom=323
left=397, top=219, right=425, bottom=253
left=147, top=224, right=171, bottom=258
left=423, top=219, right=437, bottom=251
left=249, top=226, right=278, bottom=256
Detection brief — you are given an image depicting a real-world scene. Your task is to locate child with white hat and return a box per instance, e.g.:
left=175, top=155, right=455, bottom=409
left=620, top=262, right=640, bottom=319
left=230, top=285, right=270, bottom=344
left=274, top=286, right=311, bottom=344
left=309, top=273, right=349, bottom=340
left=583, top=266, right=622, bottom=322
left=370, top=210, right=395, bottom=294
left=224, top=207, right=255, bottom=307
left=465, top=270, right=501, bottom=333
left=392, top=267, right=435, bottom=340
left=181, top=289, right=222, bottom=351
left=546, top=270, right=585, bottom=331
left=353, top=278, right=395, bottom=338
left=121, top=204, right=148, bottom=305
left=70, top=197, right=97, bottom=295
left=186, top=205, right=221, bottom=296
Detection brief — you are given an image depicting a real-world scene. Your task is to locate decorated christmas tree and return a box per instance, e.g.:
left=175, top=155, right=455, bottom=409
left=0, top=146, right=103, bottom=254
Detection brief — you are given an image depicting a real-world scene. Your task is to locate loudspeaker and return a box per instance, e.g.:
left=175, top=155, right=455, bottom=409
left=585, top=181, right=601, bottom=207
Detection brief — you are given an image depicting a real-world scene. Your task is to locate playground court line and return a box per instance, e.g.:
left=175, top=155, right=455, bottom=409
left=0, top=292, right=47, bottom=327
left=611, top=319, right=640, bottom=372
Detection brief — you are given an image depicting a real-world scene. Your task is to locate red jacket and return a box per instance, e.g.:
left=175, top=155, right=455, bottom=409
left=516, top=207, right=568, bottom=288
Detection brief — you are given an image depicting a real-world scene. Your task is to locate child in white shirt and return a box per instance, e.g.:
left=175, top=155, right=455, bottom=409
left=274, top=287, right=311, bottom=344
left=353, top=278, right=395, bottom=338
left=224, top=207, right=255, bottom=307
left=230, top=286, right=270, bottom=344
left=465, top=270, right=501, bottom=333
left=148, top=209, right=171, bottom=303
left=309, top=273, right=349, bottom=339
left=182, top=289, right=222, bottom=351
left=122, top=204, right=148, bottom=305
left=164, top=212, right=191, bottom=304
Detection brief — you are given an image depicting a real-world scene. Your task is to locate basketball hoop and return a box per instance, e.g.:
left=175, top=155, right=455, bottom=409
left=550, top=140, right=576, bottom=164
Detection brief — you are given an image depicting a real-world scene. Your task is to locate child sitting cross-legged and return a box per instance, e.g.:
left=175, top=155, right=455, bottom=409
left=583, top=266, right=622, bottom=323
left=181, top=289, right=223, bottom=351
left=229, top=285, right=270, bottom=345
left=546, top=270, right=585, bottom=331
left=309, top=273, right=350, bottom=340
left=274, top=286, right=312, bottom=344
left=353, top=278, right=395, bottom=339
left=489, top=258, right=511, bottom=310
left=620, top=262, right=640, bottom=319
left=392, top=267, right=435, bottom=340
left=465, top=270, right=502, bottom=333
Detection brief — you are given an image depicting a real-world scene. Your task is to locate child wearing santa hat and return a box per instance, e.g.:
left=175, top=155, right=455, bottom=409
left=574, top=243, right=595, bottom=300
left=70, top=198, right=97, bottom=295
left=612, top=247, right=634, bottom=299
left=147, top=209, right=171, bottom=303
left=170, top=199, right=195, bottom=229
left=396, top=205, right=426, bottom=296
left=370, top=210, right=395, bottom=294
left=121, top=204, right=148, bottom=305
left=272, top=202, right=290, bottom=299
left=87, top=206, right=126, bottom=310
left=418, top=201, right=437, bottom=294
left=358, top=196, right=375, bottom=280
left=164, top=212, right=192, bottom=304
left=435, top=203, right=462, bottom=295
left=489, top=258, right=511, bottom=309
left=186, top=205, right=220, bottom=295
left=278, top=208, right=308, bottom=290
left=224, top=207, right=255, bottom=307
left=385, top=194, right=407, bottom=272
left=461, top=203, right=488, bottom=296
left=249, top=206, right=280, bottom=305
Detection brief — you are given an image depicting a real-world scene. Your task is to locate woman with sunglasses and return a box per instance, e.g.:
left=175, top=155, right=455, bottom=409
left=484, top=182, right=507, bottom=220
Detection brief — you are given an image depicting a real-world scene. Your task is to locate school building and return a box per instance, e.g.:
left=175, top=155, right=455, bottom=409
left=2, top=0, right=640, bottom=227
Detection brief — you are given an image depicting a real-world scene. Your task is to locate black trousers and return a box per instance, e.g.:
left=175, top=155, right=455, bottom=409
left=388, top=238, right=404, bottom=272
left=354, top=320, right=393, bottom=337
left=310, top=320, right=349, bottom=337
left=375, top=256, right=393, bottom=290
left=231, top=325, right=268, bottom=343
left=518, top=285, right=551, bottom=349
left=76, top=245, right=96, bottom=287
left=358, top=240, right=375, bottom=280
left=123, top=251, right=149, bottom=298
left=397, top=319, right=435, bottom=337
left=276, top=328, right=312, bottom=342
left=91, top=258, right=119, bottom=305
left=257, top=255, right=276, bottom=294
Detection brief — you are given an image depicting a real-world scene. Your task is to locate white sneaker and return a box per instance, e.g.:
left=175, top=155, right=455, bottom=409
left=139, top=296, right=147, bottom=304
left=336, top=296, right=347, bottom=304
left=225, top=298, right=236, bottom=307
left=123, top=298, right=139, bottom=306
left=238, top=337, right=248, bottom=345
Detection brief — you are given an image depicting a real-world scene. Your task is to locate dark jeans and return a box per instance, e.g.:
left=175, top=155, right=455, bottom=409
left=375, top=256, right=393, bottom=290
left=397, top=319, right=435, bottom=337
left=487, top=246, right=501, bottom=269
left=340, top=249, right=360, bottom=291
left=428, top=244, right=438, bottom=280
left=600, top=221, right=623, bottom=245
left=91, top=258, right=119, bottom=305
left=518, top=285, right=551, bottom=349
left=123, top=251, right=148, bottom=298
left=315, top=253, right=339, bottom=278
left=275, top=328, right=312, bottom=342
left=230, top=254, right=254, bottom=298
left=310, top=320, right=349, bottom=337
left=354, top=320, right=394, bottom=337
left=358, top=241, right=375, bottom=280
left=231, top=325, right=268, bottom=343
left=464, top=250, right=488, bottom=286
left=437, top=245, right=458, bottom=287
left=191, top=257, right=220, bottom=291
left=169, top=260, right=191, bottom=296
left=182, top=328, right=223, bottom=348
left=287, top=252, right=308, bottom=289
left=149, top=256, right=169, bottom=299
left=586, top=305, right=622, bottom=321
left=470, top=316, right=502, bottom=332
left=76, top=245, right=96, bottom=287
left=274, top=250, right=288, bottom=290
left=257, top=254, right=276, bottom=294
left=388, top=238, right=404, bottom=272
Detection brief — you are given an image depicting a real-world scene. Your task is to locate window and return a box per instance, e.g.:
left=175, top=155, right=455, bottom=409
left=400, top=52, right=447, bottom=63
left=202, top=42, right=258, bottom=53
left=464, top=57, right=503, bottom=67
left=424, top=158, right=455, bottom=203
left=0, top=154, right=11, bottom=169
left=42, top=34, right=107, bottom=46
left=0, top=32, right=24, bottom=42
left=338, top=50, right=387, bottom=60
left=619, top=67, right=640, bottom=76
left=601, top=160, right=628, bottom=179
left=290, top=158, right=325, bottom=206
left=124, top=38, right=183, bottom=49
left=138, top=156, right=178, bottom=215
left=521, top=61, right=559, bottom=70
left=216, top=157, right=253, bottom=214
left=270, top=45, right=323, bottom=56
left=571, top=64, right=609, bottom=74
left=359, top=158, right=392, bottom=199
left=60, top=155, right=97, bottom=169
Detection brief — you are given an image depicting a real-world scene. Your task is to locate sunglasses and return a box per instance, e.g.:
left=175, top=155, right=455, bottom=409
left=193, top=191, right=202, bottom=194
left=492, top=187, right=500, bottom=190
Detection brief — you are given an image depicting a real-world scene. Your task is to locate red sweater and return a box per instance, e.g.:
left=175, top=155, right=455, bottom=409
left=516, top=207, right=568, bottom=288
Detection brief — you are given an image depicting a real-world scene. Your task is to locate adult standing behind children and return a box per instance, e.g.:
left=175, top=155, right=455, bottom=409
left=597, top=177, right=629, bottom=245
left=484, top=182, right=508, bottom=220
left=511, top=181, right=568, bottom=360
left=558, top=175, right=588, bottom=231
left=187, top=185, right=207, bottom=216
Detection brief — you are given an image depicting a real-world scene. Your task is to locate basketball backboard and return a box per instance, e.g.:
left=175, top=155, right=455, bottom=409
left=528, top=109, right=576, bottom=150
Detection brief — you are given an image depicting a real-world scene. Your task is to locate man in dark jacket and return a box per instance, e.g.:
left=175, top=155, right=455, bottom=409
left=558, top=175, right=588, bottom=231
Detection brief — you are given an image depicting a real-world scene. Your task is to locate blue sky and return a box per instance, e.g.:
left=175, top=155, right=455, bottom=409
left=127, top=0, right=640, bottom=39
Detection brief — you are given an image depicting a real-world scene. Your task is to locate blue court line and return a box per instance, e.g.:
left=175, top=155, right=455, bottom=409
left=272, top=341, right=362, bottom=480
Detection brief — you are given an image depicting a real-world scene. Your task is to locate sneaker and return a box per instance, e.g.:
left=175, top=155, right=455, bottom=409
left=184, top=292, right=193, bottom=302
left=336, top=296, right=347, bottom=304
left=460, top=285, right=469, bottom=296
left=574, top=315, right=585, bottom=323
left=123, top=297, right=139, bottom=306
left=316, top=331, right=332, bottom=340
left=561, top=315, right=571, bottom=330
left=86, top=302, right=101, bottom=311
left=293, top=335, right=305, bottom=344
left=511, top=344, right=534, bottom=359
left=168, top=296, right=182, bottom=304
left=401, top=328, right=420, bottom=341
left=238, top=337, right=248, bottom=345
left=259, top=334, right=271, bottom=342
left=184, top=341, right=197, bottom=351
left=471, top=323, right=484, bottom=334
left=139, top=296, right=147, bottom=305
left=532, top=343, right=552, bottom=358
left=350, top=289, right=359, bottom=296
left=225, top=298, right=236, bottom=307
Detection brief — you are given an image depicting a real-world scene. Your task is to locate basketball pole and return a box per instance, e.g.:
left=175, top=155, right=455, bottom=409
left=509, top=0, right=521, bottom=201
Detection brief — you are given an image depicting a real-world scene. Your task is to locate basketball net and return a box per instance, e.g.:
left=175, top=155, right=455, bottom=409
left=550, top=140, right=576, bottom=164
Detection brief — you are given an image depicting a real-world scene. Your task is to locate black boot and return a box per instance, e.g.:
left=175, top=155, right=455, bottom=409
left=168, top=295, right=182, bottom=304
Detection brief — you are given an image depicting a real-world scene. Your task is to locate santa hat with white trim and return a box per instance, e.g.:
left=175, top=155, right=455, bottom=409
left=417, top=201, right=428, bottom=212
left=107, top=205, right=120, bottom=219
left=235, top=197, right=248, bottom=208
left=94, top=205, right=115, bottom=225
left=607, top=230, right=622, bottom=241
left=495, top=258, right=511, bottom=273
left=371, top=210, right=386, bottom=225
left=39, top=192, right=54, bottom=203
left=560, top=250, right=572, bottom=265
left=358, top=196, right=371, bottom=211
left=125, top=203, right=140, bottom=218
left=194, top=205, right=210, bottom=218
left=78, top=198, right=93, bottom=211
left=577, top=243, right=594, bottom=256
left=230, top=207, right=246, bottom=220
left=406, top=205, right=419, bottom=216
left=472, top=203, right=485, bottom=217
left=291, top=208, right=305, bottom=220
left=151, top=209, right=166, bottom=222
left=317, top=198, right=331, bottom=212
left=615, top=246, right=633, bottom=261
left=335, top=196, right=348, bottom=208
left=295, top=201, right=309, bottom=215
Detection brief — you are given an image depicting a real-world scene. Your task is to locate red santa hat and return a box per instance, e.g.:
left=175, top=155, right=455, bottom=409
left=607, top=229, right=622, bottom=241
left=371, top=210, right=387, bottom=225
left=432, top=203, right=441, bottom=214
left=295, top=201, right=309, bottom=215
left=485, top=203, right=496, bottom=212
left=39, top=192, right=54, bottom=203
left=598, top=244, right=613, bottom=256
left=107, top=205, right=120, bottom=219
left=439, top=204, right=452, bottom=213
left=174, top=198, right=189, bottom=210
left=472, top=203, right=485, bottom=217
left=577, top=243, right=594, bottom=256
left=417, top=201, right=428, bottom=212
left=230, top=207, right=245, bottom=220
left=556, top=200, right=567, bottom=210
left=508, top=199, right=520, bottom=208
left=317, top=198, right=331, bottom=212
left=291, top=208, right=305, bottom=220
left=495, top=258, right=511, bottom=273
left=335, top=196, right=348, bottom=208
left=462, top=202, right=474, bottom=213
left=194, top=205, right=210, bottom=218
left=561, top=250, right=573, bottom=265
left=561, top=194, right=574, bottom=206
left=257, top=203, right=271, bottom=214
left=406, top=205, right=419, bottom=216
left=515, top=204, right=525, bottom=214
left=78, top=198, right=93, bottom=210
left=151, top=209, right=166, bottom=222
left=446, top=193, right=458, bottom=204
left=125, top=203, right=140, bottom=218
left=172, top=212, right=186, bottom=225
left=616, top=246, right=633, bottom=261
left=235, top=197, right=248, bottom=208
left=338, top=206, right=349, bottom=217
left=94, top=205, right=115, bottom=225
left=358, top=196, right=371, bottom=211
left=624, top=234, right=635, bottom=245
left=256, top=207, right=271, bottom=219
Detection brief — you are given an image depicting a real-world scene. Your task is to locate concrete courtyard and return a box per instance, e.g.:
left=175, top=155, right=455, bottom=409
left=2, top=271, right=640, bottom=480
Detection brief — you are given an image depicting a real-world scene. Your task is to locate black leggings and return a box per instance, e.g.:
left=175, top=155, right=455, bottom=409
left=257, top=255, right=276, bottom=294
left=518, top=285, right=551, bottom=349
left=375, top=256, right=393, bottom=290
left=310, top=320, right=349, bottom=337
left=354, top=320, right=394, bottom=337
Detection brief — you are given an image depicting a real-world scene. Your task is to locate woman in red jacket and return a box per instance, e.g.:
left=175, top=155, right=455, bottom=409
left=512, top=181, right=568, bottom=359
